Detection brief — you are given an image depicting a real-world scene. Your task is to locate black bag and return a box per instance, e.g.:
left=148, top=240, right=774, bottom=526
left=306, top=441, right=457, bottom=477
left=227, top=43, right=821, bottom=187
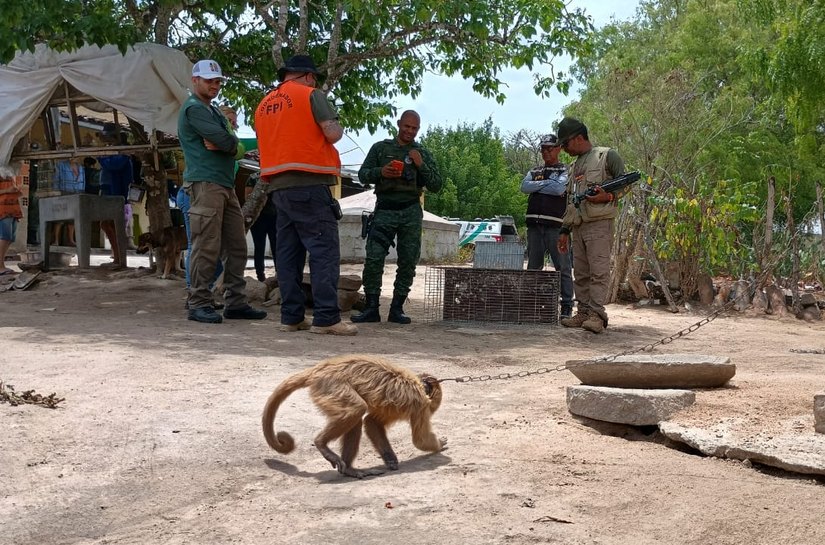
left=330, top=198, right=343, bottom=220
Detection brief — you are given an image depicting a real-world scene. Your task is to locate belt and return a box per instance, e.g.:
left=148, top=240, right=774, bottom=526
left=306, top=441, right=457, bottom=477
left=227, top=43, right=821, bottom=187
left=375, top=200, right=419, bottom=211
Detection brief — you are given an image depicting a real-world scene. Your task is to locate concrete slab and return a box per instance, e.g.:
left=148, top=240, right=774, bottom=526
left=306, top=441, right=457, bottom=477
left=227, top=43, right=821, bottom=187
left=566, top=354, right=735, bottom=388
left=660, top=421, right=825, bottom=476
left=566, top=385, right=696, bottom=426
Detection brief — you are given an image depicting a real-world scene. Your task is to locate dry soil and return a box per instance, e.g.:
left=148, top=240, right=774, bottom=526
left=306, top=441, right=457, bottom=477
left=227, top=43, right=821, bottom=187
left=1, top=261, right=824, bottom=545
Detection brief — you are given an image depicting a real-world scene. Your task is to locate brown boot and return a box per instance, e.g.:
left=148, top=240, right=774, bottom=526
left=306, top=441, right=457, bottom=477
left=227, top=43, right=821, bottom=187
left=279, top=320, right=311, bottom=332
left=310, top=321, right=358, bottom=336
left=560, top=311, right=588, bottom=328
left=581, top=314, right=605, bottom=334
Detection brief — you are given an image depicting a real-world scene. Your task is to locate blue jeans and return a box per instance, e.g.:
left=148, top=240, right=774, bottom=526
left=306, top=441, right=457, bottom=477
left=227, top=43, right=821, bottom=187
left=272, top=185, right=341, bottom=327
left=0, top=217, right=18, bottom=242
left=526, top=223, right=574, bottom=307
left=176, top=188, right=223, bottom=290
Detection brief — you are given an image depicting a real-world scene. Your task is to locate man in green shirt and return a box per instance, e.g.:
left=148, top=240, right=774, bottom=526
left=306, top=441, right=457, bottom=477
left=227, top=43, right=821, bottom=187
left=178, top=59, right=266, bottom=324
left=352, top=110, right=443, bottom=324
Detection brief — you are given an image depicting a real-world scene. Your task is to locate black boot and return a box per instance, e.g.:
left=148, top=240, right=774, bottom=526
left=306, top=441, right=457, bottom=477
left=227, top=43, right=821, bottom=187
left=388, top=293, right=412, bottom=324
left=352, top=293, right=381, bottom=323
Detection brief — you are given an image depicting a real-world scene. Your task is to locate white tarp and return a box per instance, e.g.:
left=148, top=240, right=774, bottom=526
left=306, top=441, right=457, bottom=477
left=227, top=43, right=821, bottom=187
left=339, top=189, right=457, bottom=228
left=0, top=42, right=193, bottom=167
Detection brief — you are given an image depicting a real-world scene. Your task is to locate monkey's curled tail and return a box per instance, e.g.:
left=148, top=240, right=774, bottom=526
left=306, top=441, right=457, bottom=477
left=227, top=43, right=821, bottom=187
left=262, top=369, right=312, bottom=454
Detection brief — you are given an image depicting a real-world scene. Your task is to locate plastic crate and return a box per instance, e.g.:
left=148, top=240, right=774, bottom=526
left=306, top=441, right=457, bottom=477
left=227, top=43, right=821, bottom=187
left=473, top=241, right=525, bottom=270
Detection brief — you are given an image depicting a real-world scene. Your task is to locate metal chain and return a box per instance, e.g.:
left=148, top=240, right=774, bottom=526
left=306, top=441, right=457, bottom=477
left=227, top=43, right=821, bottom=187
left=438, top=362, right=570, bottom=384
left=438, top=236, right=808, bottom=386
left=438, top=299, right=738, bottom=384
left=593, top=303, right=731, bottom=362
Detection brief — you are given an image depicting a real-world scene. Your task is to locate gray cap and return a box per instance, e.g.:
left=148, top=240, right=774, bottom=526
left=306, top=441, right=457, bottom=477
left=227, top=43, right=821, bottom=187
left=540, top=134, right=559, bottom=147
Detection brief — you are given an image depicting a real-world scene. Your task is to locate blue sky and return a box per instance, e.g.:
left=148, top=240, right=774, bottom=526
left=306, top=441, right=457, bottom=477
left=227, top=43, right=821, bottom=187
left=238, top=0, right=641, bottom=168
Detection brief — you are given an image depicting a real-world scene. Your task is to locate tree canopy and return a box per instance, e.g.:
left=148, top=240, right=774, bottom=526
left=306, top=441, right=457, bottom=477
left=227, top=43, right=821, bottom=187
left=421, top=118, right=526, bottom=224
left=563, top=0, right=825, bottom=297
left=2, top=0, right=593, bottom=133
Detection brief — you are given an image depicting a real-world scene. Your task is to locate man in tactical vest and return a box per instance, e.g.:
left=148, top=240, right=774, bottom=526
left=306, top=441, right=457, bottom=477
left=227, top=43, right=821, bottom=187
left=520, top=133, right=574, bottom=319
left=556, top=117, right=626, bottom=334
left=352, top=110, right=443, bottom=324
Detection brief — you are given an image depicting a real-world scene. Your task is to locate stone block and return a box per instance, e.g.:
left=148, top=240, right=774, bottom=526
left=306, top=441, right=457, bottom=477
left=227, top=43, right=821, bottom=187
left=815, top=394, right=825, bottom=434
left=660, top=422, right=825, bottom=476
left=338, top=289, right=360, bottom=312
left=244, top=277, right=268, bottom=303
left=566, top=354, right=735, bottom=389
left=338, top=274, right=363, bottom=292
left=566, top=385, right=696, bottom=426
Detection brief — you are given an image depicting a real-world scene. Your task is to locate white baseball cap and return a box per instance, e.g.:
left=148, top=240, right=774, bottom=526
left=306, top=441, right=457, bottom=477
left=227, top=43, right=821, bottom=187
left=192, top=59, right=225, bottom=80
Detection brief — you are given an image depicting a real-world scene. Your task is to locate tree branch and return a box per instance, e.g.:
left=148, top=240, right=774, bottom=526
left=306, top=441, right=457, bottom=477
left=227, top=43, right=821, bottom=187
left=297, top=0, right=308, bottom=52
left=325, top=0, right=344, bottom=92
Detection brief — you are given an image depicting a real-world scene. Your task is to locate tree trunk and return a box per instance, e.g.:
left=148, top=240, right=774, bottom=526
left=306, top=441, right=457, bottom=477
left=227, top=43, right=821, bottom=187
left=761, top=176, right=775, bottom=287
left=140, top=153, right=172, bottom=273
left=785, top=192, right=800, bottom=314
left=625, top=230, right=649, bottom=299
left=240, top=178, right=270, bottom=232
left=608, top=205, right=638, bottom=303
left=643, top=221, right=679, bottom=313
left=142, top=156, right=172, bottom=233
left=817, top=181, right=824, bottom=287
left=129, top=121, right=171, bottom=238
left=696, top=273, right=715, bottom=305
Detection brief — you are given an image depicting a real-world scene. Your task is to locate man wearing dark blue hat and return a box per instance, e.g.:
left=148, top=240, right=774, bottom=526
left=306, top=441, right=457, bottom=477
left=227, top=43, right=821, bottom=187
left=255, top=54, right=357, bottom=336
left=520, top=133, right=574, bottom=320
left=556, top=117, right=626, bottom=334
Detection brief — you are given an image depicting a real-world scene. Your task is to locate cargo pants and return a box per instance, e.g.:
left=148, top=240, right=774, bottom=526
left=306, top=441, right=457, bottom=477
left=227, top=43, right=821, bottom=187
left=361, top=203, right=423, bottom=299
left=571, top=218, right=613, bottom=323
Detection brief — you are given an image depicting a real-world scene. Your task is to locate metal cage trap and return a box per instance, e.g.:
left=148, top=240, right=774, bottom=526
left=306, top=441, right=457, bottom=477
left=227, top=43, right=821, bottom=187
left=424, top=265, right=561, bottom=326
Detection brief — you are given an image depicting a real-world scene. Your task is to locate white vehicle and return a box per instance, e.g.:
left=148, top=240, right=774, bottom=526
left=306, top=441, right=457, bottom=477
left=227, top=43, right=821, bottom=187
left=450, top=215, right=518, bottom=247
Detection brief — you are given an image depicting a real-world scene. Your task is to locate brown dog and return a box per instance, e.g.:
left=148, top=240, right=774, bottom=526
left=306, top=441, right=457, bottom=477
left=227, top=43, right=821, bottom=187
left=136, top=226, right=187, bottom=279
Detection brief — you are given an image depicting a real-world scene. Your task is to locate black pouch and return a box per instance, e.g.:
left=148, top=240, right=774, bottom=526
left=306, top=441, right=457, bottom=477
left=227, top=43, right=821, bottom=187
left=360, top=211, right=374, bottom=239
left=330, top=198, right=343, bottom=220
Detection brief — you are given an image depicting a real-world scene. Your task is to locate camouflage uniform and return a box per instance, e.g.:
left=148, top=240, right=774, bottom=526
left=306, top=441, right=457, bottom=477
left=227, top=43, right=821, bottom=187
left=357, top=138, right=442, bottom=299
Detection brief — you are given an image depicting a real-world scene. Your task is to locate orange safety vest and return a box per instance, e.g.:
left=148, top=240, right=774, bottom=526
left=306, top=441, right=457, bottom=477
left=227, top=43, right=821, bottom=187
left=255, top=81, right=341, bottom=178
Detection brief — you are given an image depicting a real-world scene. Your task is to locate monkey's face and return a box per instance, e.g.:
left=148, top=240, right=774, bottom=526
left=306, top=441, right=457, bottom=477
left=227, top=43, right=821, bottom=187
left=420, top=375, right=442, bottom=413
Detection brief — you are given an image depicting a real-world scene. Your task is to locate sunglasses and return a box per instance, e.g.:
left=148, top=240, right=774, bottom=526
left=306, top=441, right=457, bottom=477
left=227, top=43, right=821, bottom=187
left=560, top=134, right=580, bottom=147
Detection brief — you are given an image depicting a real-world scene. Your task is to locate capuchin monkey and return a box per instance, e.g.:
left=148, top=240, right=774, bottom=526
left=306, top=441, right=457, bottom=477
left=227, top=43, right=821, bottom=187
left=262, top=354, right=447, bottom=479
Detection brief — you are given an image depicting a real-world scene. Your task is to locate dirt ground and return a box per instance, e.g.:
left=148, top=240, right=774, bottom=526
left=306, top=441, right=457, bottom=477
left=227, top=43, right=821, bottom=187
left=2, top=258, right=824, bottom=545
